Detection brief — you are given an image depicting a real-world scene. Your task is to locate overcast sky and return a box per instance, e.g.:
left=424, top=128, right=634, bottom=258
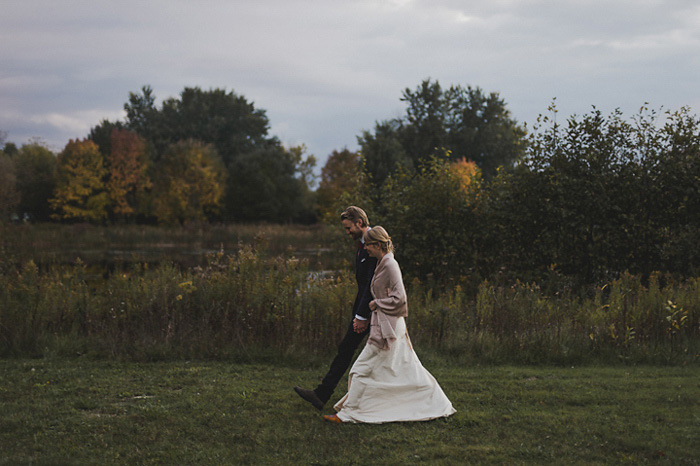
left=2, top=0, right=699, bottom=170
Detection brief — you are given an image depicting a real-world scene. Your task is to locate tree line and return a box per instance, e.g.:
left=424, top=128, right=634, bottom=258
left=350, top=102, right=700, bottom=291
left=0, top=80, right=522, bottom=226
left=3, top=80, right=700, bottom=290
left=1, top=86, right=317, bottom=224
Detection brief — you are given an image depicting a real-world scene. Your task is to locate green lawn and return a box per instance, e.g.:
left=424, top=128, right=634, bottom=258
left=1, top=357, right=698, bottom=465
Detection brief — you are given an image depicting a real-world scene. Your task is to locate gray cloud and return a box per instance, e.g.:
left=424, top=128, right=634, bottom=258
left=2, top=0, right=699, bottom=162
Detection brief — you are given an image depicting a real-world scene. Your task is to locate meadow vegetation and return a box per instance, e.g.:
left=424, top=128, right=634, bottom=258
left=1, top=224, right=698, bottom=365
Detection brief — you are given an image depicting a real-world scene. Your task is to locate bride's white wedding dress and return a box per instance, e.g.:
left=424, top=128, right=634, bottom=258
left=333, top=316, right=456, bottom=423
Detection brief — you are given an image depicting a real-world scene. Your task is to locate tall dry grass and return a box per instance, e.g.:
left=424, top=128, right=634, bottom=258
left=436, top=272, right=700, bottom=364
left=0, top=244, right=356, bottom=360
left=1, top=225, right=699, bottom=364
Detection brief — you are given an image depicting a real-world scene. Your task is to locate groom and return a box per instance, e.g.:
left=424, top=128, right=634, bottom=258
left=294, top=206, right=377, bottom=410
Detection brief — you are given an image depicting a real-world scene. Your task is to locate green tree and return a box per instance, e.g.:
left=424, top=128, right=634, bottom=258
left=88, top=119, right=126, bottom=158
left=316, top=149, right=361, bottom=222
left=123, top=86, right=289, bottom=221
left=124, top=86, right=276, bottom=166
left=123, top=86, right=160, bottom=151
left=444, top=85, right=526, bottom=177
left=152, top=140, right=226, bottom=225
left=2, top=137, right=19, bottom=157
left=477, top=164, right=554, bottom=285
left=12, top=142, right=57, bottom=221
left=0, top=152, right=19, bottom=222
left=359, top=79, right=526, bottom=186
left=226, top=146, right=313, bottom=222
left=381, top=151, right=481, bottom=285
left=480, top=103, right=700, bottom=288
left=358, top=120, right=411, bottom=189
left=50, top=139, right=109, bottom=222
left=398, top=79, right=449, bottom=165
left=286, top=144, right=318, bottom=223
left=641, top=106, right=700, bottom=275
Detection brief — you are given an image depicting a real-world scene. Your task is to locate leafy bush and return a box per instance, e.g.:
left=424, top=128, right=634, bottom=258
left=479, top=104, right=700, bottom=288
left=379, top=153, right=481, bottom=289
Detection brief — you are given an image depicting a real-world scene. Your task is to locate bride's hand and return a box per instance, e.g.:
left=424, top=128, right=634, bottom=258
left=353, top=318, right=369, bottom=333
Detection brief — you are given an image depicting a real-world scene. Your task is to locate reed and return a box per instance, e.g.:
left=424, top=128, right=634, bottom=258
left=0, top=243, right=354, bottom=360
left=1, top=247, right=699, bottom=364
left=1, top=224, right=699, bottom=364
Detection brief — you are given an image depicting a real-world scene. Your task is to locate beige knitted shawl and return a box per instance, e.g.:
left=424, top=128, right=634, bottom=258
left=367, top=252, right=409, bottom=350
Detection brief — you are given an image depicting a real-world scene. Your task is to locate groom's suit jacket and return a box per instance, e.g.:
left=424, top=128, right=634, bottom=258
left=353, top=244, right=377, bottom=321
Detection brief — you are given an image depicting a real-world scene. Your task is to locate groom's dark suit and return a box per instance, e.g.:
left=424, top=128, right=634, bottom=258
left=314, top=241, right=377, bottom=403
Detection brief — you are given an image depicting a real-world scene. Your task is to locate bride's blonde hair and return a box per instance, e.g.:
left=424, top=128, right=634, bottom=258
left=364, top=226, right=394, bottom=253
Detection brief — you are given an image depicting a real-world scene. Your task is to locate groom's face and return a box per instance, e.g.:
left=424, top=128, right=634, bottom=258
left=342, top=219, right=363, bottom=240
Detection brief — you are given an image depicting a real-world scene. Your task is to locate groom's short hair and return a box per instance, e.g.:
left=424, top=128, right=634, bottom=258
left=341, top=206, right=369, bottom=228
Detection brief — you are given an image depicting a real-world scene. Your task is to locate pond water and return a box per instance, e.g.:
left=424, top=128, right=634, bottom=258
left=0, top=224, right=350, bottom=280
left=23, top=244, right=343, bottom=283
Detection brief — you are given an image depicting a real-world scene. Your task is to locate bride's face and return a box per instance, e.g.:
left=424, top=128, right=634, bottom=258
left=364, top=241, right=382, bottom=258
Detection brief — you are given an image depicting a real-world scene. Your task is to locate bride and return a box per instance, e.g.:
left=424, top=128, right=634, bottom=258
left=324, top=226, right=456, bottom=424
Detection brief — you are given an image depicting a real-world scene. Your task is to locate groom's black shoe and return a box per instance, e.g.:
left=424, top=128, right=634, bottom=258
left=294, top=386, right=325, bottom=411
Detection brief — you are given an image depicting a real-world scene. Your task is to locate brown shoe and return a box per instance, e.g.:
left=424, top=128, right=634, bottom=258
left=323, top=414, right=343, bottom=424
left=293, top=386, right=325, bottom=411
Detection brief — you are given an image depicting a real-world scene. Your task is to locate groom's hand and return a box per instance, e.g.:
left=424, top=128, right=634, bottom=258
left=353, top=318, right=368, bottom=333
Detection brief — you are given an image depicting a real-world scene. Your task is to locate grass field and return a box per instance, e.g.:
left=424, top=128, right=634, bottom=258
left=1, top=357, right=698, bottom=465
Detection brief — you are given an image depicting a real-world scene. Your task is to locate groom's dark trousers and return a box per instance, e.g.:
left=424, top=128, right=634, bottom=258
left=314, top=243, right=377, bottom=403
